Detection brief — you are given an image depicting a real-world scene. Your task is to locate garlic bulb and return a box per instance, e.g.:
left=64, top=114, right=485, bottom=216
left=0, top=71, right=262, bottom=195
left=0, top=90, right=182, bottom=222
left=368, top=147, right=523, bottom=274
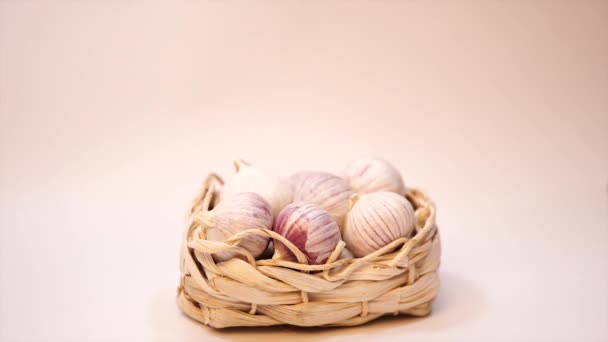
left=290, top=171, right=353, bottom=225
left=221, top=159, right=293, bottom=217
left=343, top=192, right=415, bottom=257
left=344, top=157, right=406, bottom=194
left=339, top=247, right=354, bottom=259
left=198, top=192, right=272, bottom=260
left=273, top=203, right=342, bottom=265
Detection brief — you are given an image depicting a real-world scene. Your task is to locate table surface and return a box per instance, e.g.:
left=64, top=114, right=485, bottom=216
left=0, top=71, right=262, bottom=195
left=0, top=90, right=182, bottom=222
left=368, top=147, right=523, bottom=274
left=1, top=1, right=607, bottom=341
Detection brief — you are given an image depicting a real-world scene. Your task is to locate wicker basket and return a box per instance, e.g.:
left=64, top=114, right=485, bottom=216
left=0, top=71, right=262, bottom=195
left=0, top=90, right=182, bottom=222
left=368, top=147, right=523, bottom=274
left=177, top=173, right=441, bottom=328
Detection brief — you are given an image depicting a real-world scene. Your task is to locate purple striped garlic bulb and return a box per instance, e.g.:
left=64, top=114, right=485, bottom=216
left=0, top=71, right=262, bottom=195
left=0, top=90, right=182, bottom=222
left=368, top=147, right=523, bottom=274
left=344, top=157, right=406, bottom=195
left=290, top=171, right=353, bottom=225
left=343, top=192, right=415, bottom=257
left=198, top=192, right=272, bottom=261
left=273, top=203, right=342, bottom=265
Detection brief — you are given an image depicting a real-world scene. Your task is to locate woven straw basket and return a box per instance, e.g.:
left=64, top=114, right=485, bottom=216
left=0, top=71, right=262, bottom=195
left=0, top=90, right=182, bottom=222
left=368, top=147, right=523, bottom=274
left=177, top=173, right=441, bottom=328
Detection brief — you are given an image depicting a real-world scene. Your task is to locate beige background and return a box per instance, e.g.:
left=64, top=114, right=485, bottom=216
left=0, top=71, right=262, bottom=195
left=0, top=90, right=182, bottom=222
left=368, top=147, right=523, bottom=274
left=1, top=1, right=607, bottom=341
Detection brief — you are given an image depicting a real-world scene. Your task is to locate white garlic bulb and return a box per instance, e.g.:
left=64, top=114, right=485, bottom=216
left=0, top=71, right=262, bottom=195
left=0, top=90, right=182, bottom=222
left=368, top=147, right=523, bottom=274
left=339, top=247, right=354, bottom=259
left=290, top=171, right=353, bottom=225
left=273, top=203, right=342, bottom=265
left=198, top=192, right=272, bottom=261
left=344, top=157, right=406, bottom=194
left=343, top=192, right=415, bottom=257
left=221, top=159, right=293, bottom=218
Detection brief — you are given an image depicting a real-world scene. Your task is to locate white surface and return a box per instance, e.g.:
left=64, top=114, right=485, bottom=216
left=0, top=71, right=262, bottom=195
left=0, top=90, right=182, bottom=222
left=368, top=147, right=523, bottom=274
left=1, top=1, right=608, bottom=341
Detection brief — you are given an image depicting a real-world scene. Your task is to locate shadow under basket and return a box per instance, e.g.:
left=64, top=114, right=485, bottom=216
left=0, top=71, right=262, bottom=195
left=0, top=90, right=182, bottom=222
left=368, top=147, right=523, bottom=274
left=177, top=173, right=441, bottom=328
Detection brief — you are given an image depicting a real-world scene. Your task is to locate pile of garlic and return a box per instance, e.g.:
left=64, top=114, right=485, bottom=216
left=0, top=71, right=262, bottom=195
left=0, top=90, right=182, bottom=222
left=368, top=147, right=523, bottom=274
left=202, top=157, right=416, bottom=265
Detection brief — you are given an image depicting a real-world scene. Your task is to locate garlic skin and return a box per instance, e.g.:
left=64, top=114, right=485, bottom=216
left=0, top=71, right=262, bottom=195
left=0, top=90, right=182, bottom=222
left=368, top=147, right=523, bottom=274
left=290, top=171, right=353, bottom=225
left=199, top=192, right=272, bottom=260
left=221, top=160, right=293, bottom=218
left=273, top=203, right=342, bottom=265
left=339, top=247, right=354, bottom=259
left=344, top=157, right=406, bottom=195
left=343, top=192, right=415, bottom=257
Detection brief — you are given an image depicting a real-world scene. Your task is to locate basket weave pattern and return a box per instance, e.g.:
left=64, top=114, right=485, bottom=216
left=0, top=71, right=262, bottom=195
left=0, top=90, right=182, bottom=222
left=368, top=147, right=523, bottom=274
left=177, top=173, right=441, bottom=328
